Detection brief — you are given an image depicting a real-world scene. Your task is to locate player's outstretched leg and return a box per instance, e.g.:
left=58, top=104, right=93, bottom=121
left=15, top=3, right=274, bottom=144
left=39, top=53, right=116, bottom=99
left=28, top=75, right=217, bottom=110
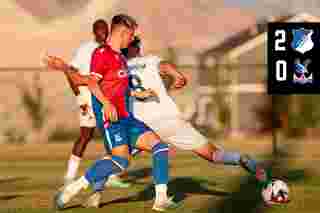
left=161, top=119, right=271, bottom=185
left=54, top=155, right=128, bottom=210
left=193, top=143, right=271, bottom=184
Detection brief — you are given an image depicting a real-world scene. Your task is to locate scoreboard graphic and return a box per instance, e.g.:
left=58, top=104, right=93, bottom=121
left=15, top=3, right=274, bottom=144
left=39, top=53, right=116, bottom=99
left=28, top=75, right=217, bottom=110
left=268, top=23, right=320, bottom=94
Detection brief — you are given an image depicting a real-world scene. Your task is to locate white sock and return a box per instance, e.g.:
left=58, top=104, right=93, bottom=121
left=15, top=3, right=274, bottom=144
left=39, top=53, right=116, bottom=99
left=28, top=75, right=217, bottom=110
left=65, top=154, right=81, bottom=181
left=62, top=176, right=89, bottom=203
left=155, top=184, right=168, bottom=204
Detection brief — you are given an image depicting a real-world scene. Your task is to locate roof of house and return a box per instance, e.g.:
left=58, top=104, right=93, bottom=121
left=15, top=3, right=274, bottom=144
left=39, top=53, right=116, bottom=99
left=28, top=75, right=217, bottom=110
left=223, top=13, right=320, bottom=61
left=201, top=13, right=320, bottom=62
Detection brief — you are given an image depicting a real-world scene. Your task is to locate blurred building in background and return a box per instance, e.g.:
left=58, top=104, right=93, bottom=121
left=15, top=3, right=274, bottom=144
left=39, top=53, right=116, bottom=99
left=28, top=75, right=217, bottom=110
left=1, top=0, right=319, bottom=143
left=187, top=13, right=319, bottom=138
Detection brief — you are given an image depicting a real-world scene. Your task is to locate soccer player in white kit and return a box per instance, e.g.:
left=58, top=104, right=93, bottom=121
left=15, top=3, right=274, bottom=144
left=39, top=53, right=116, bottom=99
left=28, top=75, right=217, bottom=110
left=120, top=37, right=270, bottom=182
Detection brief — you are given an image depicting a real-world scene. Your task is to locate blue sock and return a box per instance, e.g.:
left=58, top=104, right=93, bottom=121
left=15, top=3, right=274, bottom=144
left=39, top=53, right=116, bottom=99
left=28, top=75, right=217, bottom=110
left=213, top=150, right=261, bottom=175
left=152, top=143, right=169, bottom=185
left=214, top=150, right=241, bottom=166
left=84, top=159, right=122, bottom=191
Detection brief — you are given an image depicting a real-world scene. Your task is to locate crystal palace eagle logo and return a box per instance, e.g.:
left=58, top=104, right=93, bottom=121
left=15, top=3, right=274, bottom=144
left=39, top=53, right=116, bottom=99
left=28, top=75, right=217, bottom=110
left=293, top=58, right=312, bottom=84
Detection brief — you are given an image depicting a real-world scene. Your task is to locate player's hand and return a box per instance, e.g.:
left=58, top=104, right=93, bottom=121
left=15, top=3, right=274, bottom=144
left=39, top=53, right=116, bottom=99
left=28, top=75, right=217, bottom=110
left=133, top=89, right=158, bottom=99
left=160, top=63, right=187, bottom=89
left=103, top=102, right=118, bottom=122
left=42, top=54, right=69, bottom=72
left=172, top=73, right=187, bottom=89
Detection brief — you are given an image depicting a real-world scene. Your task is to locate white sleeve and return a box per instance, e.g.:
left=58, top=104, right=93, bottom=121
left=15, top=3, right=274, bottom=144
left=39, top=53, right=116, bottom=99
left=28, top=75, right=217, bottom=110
left=69, top=45, right=84, bottom=70
left=148, top=55, right=162, bottom=72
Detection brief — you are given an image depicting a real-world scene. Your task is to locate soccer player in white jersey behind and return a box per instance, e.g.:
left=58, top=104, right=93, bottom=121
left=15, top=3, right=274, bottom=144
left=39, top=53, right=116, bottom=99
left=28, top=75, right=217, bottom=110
left=132, top=36, right=271, bottom=176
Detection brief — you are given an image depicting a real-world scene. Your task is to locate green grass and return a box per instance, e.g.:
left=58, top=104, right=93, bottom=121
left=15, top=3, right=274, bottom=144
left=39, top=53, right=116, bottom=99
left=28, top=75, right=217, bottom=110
left=0, top=138, right=318, bottom=213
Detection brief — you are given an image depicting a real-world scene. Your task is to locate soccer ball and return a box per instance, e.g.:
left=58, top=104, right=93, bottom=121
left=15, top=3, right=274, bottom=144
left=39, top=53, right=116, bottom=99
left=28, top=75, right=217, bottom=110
left=261, top=179, right=290, bottom=205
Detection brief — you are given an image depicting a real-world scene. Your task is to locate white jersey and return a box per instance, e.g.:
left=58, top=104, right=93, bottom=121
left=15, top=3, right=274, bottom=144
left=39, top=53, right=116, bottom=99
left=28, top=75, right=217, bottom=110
left=70, top=40, right=100, bottom=75
left=69, top=40, right=99, bottom=127
left=127, top=55, right=181, bottom=122
left=127, top=55, right=208, bottom=150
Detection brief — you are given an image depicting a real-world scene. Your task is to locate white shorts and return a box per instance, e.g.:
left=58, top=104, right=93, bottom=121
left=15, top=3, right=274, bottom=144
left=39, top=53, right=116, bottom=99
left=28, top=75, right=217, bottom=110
left=77, top=87, right=96, bottom=128
left=142, top=117, right=208, bottom=150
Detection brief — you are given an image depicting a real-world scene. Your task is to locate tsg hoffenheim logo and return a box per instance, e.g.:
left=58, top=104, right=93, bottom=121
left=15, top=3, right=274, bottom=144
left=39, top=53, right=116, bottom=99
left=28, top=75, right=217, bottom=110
left=293, top=58, right=312, bottom=84
left=291, top=28, right=314, bottom=54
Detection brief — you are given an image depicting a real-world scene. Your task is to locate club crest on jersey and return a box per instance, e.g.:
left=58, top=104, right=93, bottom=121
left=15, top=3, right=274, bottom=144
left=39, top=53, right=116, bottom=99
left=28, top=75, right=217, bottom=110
left=99, top=47, right=105, bottom=53
left=293, top=58, right=312, bottom=84
left=118, top=69, right=128, bottom=78
left=114, top=133, right=123, bottom=142
left=291, top=28, right=314, bottom=54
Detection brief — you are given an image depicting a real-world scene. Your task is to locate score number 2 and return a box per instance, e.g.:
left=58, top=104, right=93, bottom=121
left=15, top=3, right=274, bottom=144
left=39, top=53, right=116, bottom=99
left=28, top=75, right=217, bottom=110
left=274, top=29, right=286, bottom=81
left=275, top=29, right=286, bottom=51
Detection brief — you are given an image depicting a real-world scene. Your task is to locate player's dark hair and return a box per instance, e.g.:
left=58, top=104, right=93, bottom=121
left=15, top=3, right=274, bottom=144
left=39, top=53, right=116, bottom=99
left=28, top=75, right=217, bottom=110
left=121, top=36, right=141, bottom=58
left=130, top=36, right=141, bottom=48
left=92, top=19, right=108, bottom=33
left=111, top=14, right=137, bottom=31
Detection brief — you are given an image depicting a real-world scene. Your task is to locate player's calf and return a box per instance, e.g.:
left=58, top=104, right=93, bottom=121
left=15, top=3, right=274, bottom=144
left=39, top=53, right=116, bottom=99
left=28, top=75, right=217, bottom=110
left=135, top=132, right=173, bottom=209
left=210, top=146, right=271, bottom=183
left=63, top=127, right=94, bottom=185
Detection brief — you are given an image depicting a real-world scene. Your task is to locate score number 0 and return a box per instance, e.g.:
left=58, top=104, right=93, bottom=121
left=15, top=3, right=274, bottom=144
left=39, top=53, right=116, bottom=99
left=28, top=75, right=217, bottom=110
left=274, top=29, right=287, bottom=81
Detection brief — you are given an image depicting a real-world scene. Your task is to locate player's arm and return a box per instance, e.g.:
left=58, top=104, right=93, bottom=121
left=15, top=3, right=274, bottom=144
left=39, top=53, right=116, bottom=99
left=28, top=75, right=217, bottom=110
left=64, top=67, right=81, bottom=96
left=159, top=61, right=187, bottom=89
left=87, top=76, right=118, bottom=122
left=86, top=76, right=111, bottom=106
left=43, top=55, right=91, bottom=86
left=89, top=50, right=118, bottom=122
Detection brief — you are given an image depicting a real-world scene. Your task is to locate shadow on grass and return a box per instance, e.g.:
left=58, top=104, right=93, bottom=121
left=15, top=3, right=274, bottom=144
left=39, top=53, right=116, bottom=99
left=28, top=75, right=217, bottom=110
left=0, top=177, right=30, bottom=185
left=198, top=166, right=307, bottom=213
left=0, top=194, right=24, bottom=201
left=100, top=176, right=229, bottom=207
left=126, top=167, right=153, bottom=184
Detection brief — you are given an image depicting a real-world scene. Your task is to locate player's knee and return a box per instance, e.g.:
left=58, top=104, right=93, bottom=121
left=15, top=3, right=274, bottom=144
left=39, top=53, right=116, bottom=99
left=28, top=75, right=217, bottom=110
left=211, top=146, right=225, bottom=163
left=110, top=155, right=129, bottom=173
left=152, top=142, right=169, bottom=156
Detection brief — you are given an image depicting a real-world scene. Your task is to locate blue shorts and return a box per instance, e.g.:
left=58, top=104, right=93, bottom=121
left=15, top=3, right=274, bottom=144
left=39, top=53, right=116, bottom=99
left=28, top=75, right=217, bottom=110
left=91, top=95, right=152, bottom=152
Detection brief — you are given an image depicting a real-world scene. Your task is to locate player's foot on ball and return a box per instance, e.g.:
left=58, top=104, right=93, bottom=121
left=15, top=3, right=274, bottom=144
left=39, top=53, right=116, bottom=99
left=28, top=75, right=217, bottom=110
left=152, top=196, right=181, bottom=212
left=82, top=191, right=102, bottom=208
left=104, top=176, right=131, bottom=188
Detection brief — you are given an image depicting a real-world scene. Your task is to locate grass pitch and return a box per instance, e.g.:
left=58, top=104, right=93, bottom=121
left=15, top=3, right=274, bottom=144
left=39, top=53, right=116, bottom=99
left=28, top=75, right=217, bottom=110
left=0, top=136, right=318, bottom=213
